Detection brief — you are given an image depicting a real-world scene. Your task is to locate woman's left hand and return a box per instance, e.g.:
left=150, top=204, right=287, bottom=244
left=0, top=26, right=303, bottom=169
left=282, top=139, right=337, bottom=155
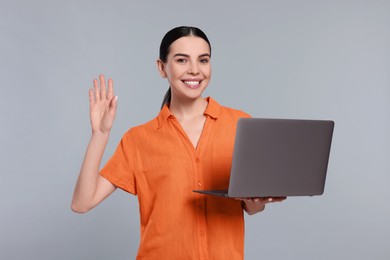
left=236, top=197, right=287, bottom=215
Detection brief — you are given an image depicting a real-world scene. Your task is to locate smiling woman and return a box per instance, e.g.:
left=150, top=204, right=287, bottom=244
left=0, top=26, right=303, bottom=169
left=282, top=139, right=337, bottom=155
left=157, top=35, right=212, bottom=122
left=158, top=26, right=212, bottom=108
left=71, top=26, right=285, bottom=260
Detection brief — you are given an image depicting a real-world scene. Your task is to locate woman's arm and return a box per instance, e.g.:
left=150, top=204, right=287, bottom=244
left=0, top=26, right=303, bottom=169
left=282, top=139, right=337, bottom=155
left=71, top=75, right=118, bottom=213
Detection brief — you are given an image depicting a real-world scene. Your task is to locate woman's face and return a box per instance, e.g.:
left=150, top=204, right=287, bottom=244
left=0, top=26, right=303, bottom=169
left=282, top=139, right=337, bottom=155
left=158, top=36, right=211, bottom=102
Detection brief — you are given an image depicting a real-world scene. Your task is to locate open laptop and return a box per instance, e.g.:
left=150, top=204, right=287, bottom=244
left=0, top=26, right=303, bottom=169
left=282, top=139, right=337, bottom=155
left=193, top=118, right=334, bottom=198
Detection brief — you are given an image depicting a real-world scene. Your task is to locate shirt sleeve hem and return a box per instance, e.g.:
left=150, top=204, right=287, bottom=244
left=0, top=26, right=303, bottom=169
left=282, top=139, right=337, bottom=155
left=99, top=170, right=137, bottom=196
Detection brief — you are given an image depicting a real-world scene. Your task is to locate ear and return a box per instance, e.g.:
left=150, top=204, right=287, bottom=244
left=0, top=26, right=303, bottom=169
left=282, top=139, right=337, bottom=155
left=156, top=59, right=167, bottom=78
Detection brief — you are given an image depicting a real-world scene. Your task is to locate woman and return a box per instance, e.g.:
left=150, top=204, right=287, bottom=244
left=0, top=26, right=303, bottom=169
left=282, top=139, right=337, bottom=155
left=72, top=26, right=285, bottom=259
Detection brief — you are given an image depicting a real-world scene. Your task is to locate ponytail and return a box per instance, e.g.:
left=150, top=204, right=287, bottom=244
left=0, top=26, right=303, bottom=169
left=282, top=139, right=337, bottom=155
left=161, top=87, right=171, bottom=109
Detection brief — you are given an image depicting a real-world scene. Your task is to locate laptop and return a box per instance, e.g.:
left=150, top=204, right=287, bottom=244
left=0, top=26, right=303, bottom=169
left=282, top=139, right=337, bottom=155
left=193, top=118, right=334, bottom=198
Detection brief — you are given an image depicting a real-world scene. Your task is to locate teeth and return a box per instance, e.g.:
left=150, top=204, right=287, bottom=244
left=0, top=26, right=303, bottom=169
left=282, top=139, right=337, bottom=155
left=184, top=81, right=200, bottom=85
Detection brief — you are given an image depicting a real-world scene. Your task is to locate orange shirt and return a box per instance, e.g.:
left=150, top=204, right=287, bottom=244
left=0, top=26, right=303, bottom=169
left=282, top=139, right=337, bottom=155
left=100, top=97, right=251, bottom=260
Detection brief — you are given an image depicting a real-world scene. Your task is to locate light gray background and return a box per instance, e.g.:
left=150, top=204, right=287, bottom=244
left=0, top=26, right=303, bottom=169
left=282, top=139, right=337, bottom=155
left=1, top=0, right=389, bottom=259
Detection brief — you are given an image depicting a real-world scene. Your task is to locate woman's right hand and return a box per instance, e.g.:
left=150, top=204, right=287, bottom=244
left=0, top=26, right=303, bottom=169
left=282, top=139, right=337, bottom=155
left=89, top=74, right=118, bottom=134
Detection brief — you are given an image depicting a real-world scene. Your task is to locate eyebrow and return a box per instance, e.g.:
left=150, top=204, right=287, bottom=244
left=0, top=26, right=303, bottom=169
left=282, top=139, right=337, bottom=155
left=173, top=53, right=211, bottom=58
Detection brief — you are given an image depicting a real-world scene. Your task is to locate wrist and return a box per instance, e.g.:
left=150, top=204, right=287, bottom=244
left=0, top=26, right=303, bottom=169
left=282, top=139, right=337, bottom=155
left=91, top=130, right=110, bottom=140
left=91, top=128, right=110, bottom=135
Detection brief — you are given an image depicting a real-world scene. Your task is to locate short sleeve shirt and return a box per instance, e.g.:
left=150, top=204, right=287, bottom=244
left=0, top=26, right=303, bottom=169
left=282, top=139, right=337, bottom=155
left=100, top=97, right=251, bottom=260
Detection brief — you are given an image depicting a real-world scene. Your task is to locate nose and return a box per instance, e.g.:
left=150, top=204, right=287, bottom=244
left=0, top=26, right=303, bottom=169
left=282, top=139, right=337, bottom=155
left=188, top=61, right=199, bottom=75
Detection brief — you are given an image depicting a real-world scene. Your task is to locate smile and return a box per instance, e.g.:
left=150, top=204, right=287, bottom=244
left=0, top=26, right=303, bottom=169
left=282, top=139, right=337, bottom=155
left=183, top=80, right=201, bottom=89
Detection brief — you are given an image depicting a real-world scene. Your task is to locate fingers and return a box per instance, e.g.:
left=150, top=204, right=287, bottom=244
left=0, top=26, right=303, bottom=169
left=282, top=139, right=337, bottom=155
left=91, top=74, right=114, bottom=102
left=269, top=196, right=287, bottom=202
left=236, top=197, right=287, bottom=203
left=93, top=79, right=100, bottom=102
left=107, top=78, right=114, bottom=100
left=264, top=197, right=287, bottom=203
left=89, top=88, right=95, bottom=107
left=105, top=77, right=117, bottom=115
left=109, top=96, right=118, bottom=116
left=100, top=74, right=106, bottom=99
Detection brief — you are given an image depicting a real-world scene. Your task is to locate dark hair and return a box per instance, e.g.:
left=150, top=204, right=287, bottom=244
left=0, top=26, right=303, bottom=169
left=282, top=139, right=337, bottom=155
left=160, top=26, right=211, bottom=109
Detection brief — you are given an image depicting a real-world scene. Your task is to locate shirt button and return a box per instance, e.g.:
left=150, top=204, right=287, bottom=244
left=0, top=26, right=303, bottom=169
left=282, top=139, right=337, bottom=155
left=199, top=231, right=205, bottom=236
left=195, top=158, right=200, bottom=163
left=198, top=182, right=202, bottom=187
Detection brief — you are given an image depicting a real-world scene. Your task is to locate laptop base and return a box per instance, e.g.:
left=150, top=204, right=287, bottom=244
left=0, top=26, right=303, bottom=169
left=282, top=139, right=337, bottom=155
left=193, top=190, right=229, bottom=197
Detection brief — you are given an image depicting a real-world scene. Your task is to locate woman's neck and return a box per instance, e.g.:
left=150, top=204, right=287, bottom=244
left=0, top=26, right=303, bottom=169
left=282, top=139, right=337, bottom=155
left=169, top=96, right=208, bottom=121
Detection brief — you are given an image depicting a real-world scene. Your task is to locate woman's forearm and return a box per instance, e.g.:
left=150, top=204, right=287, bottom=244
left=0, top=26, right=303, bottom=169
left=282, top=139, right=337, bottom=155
left=71, top=132, right=110, bottom=213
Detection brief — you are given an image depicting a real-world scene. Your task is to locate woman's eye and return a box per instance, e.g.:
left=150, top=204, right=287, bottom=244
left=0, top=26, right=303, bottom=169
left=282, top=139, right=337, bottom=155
left=200, top=59, right=209, bottom=63
left=177, top=58, right=187, bottom=63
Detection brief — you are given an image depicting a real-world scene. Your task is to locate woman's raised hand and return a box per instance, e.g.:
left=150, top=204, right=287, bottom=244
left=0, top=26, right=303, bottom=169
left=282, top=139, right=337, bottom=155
left=89, top=74, right=118, bottom=134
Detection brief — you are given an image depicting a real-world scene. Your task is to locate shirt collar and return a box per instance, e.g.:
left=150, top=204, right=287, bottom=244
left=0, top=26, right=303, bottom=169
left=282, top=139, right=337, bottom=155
left=157, top=97, right=221, bottom=129
left=203, top=97, right=220, bottom=119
